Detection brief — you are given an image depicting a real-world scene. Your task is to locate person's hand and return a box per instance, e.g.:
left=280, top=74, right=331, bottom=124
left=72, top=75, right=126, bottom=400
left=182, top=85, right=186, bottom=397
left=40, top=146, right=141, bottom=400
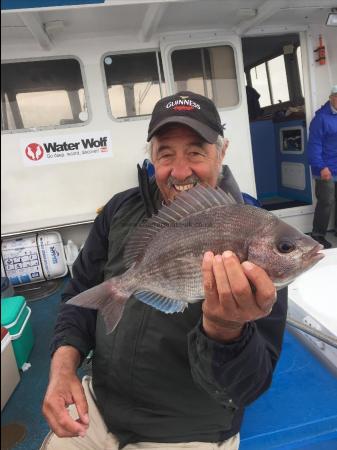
left=42, top=347, right=89, bottom=437
left=320, top=167, right=332, bottom=180
left=201, top=251, right=276, bottom=342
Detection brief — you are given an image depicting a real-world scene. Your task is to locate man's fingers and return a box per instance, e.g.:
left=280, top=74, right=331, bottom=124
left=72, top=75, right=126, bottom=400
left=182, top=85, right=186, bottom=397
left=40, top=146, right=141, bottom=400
left=221, top=251, right=252, bottom=306
left=42, top=375, right=89, bottom=438
left=72, top=383, right=89, bottom=426
left=202, top=251, right=277, bottom=329
left=241, top=261, right=276, bottom=313
left=212, top=254, right=231, bottom=300
left=202, top=252, right=218, bottom=304
left=44, top=398, right=87, bottom=437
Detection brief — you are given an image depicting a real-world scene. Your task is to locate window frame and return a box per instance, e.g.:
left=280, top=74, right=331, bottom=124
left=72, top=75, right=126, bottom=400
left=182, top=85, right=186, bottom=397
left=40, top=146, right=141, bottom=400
left=296, top=45, right=304, bottom=98
left=1, top=55, right=91, bottom=135
left=101, top=48, right=166, bottom=123
left=279, top=126, right=305, bottom=155
left=166, top=41, right=242, bottom=112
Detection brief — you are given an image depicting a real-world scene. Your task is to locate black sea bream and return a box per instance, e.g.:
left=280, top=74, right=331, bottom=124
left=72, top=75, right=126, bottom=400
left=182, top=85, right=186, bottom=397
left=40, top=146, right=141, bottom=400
left=68, top=185, right=323, bottom=333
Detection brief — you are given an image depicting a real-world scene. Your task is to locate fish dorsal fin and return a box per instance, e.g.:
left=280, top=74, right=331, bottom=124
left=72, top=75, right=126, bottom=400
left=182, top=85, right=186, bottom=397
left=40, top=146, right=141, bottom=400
left=134, top=290, right=188, bottom=314
left=124, top=184, right=235, bottom=268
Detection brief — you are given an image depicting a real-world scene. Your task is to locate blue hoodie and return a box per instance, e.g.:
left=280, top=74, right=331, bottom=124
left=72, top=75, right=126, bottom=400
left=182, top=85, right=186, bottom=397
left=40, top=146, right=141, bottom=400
left=307, top=101, right=337, bottom=177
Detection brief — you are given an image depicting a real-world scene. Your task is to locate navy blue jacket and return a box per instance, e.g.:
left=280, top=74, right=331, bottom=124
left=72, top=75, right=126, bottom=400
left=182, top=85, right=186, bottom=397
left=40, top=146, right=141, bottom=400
left=51, top=170, right=288, bottom=448
left=307, top=101, right=337, bottom=177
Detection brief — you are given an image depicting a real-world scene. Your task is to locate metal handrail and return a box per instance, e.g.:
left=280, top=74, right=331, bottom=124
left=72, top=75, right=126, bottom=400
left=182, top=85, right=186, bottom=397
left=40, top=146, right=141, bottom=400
left=287, top=317, right=337, bottom=349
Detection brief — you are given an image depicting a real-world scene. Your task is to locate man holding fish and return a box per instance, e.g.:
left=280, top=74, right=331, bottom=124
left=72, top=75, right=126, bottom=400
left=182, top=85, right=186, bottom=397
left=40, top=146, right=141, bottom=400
left=41, top=92, right=323, bottom=450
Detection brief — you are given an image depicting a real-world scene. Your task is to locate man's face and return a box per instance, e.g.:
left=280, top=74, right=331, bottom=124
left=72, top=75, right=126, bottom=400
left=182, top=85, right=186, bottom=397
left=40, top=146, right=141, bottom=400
left=151, top=125, right=226, bottom=204
left=330, top=93, right=337, bottom=110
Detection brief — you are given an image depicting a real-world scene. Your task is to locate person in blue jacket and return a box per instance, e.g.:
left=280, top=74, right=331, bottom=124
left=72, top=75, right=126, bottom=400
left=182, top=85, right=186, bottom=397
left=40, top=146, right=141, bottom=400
left=307, top=85, right=337, bottom=249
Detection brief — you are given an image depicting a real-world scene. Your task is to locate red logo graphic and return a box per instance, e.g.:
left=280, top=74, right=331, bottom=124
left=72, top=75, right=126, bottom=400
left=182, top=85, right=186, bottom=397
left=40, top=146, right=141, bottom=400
left=173, top=106, right=194, bottom=111
left=25, top=143, right=44, bottom=161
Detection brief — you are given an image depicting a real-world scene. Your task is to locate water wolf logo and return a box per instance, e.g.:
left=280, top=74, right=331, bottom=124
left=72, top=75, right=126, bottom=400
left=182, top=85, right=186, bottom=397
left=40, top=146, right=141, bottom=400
left=25, top=143, right=44, bottom=161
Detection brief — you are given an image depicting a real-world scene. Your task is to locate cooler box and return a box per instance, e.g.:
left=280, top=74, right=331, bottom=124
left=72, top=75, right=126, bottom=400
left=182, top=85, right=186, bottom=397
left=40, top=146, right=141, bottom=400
left=1, top=327, right=20, bottom=411
left=1, top=296, right=34, bottom=369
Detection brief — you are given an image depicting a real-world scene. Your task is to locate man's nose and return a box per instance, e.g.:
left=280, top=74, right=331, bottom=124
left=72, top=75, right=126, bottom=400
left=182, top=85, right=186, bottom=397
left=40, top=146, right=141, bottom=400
left=170, top=159, right=193, bottom=180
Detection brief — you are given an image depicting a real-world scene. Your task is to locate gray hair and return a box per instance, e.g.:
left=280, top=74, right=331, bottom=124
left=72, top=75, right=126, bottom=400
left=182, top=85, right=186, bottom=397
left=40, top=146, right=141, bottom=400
left=146, top=134, right=228, bottom=161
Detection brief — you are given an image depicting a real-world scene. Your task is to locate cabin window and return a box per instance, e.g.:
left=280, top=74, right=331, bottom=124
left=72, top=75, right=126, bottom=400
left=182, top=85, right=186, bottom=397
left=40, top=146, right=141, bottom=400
left=171, top=46, right=239, bottom=108
left=103, top=51, right=166, bottom=119
left=268, top=55, right=290, bottom=103
left=1, top=59, right=88, bottom=131
left=250, top=55, right=290, bottom=107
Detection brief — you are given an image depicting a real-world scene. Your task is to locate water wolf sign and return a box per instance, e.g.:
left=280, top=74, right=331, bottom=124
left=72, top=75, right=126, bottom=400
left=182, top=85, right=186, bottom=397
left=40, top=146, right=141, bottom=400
left=21, top=131, right=113, bottom=166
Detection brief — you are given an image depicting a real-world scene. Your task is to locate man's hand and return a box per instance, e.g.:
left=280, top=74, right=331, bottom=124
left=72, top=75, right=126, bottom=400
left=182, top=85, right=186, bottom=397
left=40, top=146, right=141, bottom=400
left=201, top=251, right=276, bottom=342
left=320, top=167, right=332, bottom=180
left=42, top=346, right=89, bottom=438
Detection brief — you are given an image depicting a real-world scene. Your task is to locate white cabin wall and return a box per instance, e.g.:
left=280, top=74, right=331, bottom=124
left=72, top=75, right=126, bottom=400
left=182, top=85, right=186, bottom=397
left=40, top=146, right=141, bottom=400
left=2, top=28, right=256, bottom=238
left=304, top=25, right=337, bottom=233
left=307, top=25, right=337, bottom=111
left=2, top=11, right=335, bottom=241
left=1, top=35, right=161, bottom=236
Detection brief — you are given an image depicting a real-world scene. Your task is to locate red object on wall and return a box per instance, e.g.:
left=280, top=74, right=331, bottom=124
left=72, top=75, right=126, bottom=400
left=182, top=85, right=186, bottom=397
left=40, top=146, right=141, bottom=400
left=314, top=34, right=326, bottom=65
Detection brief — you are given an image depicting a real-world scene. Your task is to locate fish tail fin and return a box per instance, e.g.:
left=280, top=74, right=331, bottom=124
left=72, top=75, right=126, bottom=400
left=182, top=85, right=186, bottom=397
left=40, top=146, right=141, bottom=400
left=66, top=279, right=131, bottom=334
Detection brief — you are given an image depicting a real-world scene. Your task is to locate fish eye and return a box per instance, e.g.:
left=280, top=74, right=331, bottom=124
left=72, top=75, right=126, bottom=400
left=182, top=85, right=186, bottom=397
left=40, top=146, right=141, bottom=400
left=277, top=240, right=296, bottom=253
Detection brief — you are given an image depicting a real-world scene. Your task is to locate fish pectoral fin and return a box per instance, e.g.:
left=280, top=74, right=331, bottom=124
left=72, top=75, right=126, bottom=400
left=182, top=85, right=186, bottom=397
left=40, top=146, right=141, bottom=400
left=134, top=290, right=187, bottom=314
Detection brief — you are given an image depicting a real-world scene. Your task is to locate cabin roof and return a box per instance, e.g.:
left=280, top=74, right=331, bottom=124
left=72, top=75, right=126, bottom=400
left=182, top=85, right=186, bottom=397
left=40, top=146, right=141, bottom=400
left=1, top=0, right=336, bottom=52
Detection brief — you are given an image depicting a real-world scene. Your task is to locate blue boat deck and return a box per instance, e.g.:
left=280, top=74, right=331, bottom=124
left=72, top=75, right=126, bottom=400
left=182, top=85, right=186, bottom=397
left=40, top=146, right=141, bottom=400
left=1, top=276, right=337, bottom=449
left=240, top=331, right=337, bottom=449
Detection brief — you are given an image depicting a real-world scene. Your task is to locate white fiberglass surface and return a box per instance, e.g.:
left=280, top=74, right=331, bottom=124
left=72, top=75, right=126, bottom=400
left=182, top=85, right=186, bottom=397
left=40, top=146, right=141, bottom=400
left=288, top=249, right=337, bottom=336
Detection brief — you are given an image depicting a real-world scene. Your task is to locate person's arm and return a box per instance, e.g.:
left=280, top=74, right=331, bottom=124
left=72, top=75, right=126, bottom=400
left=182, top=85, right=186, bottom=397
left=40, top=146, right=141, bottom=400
left=50, top=204, right=112, bottom=358
left=188, top=251, right=287, bottom=409
left=43, top=197, right=119, bottom=437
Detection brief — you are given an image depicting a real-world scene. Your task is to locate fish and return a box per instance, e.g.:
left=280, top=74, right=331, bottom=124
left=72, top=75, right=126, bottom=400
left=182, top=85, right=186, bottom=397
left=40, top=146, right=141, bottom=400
left=67, top=184, right=324, bottom=333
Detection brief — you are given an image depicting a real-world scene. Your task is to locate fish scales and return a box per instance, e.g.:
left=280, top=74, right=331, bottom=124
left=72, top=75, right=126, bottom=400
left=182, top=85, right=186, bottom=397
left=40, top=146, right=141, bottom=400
left=130, top=205, right=276, bottom=301
left=67, top=185, right=324, bottom=334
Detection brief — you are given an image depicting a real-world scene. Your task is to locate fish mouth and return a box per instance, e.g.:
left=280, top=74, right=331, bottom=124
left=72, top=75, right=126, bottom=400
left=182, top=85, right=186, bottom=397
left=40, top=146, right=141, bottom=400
left=302, top=243, right=325, bottom=267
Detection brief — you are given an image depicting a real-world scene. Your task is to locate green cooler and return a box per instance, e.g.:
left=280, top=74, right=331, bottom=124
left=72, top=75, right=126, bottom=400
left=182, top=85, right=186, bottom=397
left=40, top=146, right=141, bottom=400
left=1, top=296, right=34, bottom=369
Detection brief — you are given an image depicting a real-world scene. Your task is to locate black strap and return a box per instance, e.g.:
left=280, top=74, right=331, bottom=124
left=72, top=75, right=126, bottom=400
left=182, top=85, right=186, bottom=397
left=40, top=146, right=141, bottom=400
left=137, top=162, right=158, bottom=218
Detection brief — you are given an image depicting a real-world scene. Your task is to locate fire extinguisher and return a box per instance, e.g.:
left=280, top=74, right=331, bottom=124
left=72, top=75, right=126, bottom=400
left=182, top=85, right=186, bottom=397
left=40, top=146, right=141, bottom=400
left=314, top=34, right=326, bottom=65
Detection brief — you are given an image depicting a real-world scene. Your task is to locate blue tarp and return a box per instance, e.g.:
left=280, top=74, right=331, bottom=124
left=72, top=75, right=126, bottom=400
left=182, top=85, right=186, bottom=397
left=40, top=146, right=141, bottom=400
left=1, top=0, right=104, bottom=10
left=240, top=330, right=337, bottom=449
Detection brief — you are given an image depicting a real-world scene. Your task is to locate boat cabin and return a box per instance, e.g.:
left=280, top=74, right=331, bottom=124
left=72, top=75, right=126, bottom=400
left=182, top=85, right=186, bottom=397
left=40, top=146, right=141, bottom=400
left=1, top=0, right=337, bottom=246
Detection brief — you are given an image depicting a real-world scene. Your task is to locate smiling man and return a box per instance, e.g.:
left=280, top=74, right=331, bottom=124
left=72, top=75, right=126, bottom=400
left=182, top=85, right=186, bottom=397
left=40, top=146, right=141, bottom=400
left=148, top=92, right=227, bottom=204
left=150, top=124, right=226, bottom=202
left=41, top=91, right=288, bottom=450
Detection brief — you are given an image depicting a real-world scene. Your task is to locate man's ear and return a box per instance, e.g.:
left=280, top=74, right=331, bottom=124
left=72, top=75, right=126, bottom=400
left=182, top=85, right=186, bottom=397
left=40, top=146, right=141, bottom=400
left=220, top=139, right=229, bottom=160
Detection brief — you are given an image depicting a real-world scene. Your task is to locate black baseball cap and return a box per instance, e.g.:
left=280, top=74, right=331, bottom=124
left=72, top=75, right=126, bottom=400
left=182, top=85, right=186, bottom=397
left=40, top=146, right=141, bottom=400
left=147, top=91, right=224, bottom=143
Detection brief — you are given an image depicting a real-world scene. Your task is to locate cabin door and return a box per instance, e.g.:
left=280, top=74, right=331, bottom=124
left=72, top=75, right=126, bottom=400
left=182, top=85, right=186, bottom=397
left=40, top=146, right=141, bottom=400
left=242, top=33, right=312, bottom=211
